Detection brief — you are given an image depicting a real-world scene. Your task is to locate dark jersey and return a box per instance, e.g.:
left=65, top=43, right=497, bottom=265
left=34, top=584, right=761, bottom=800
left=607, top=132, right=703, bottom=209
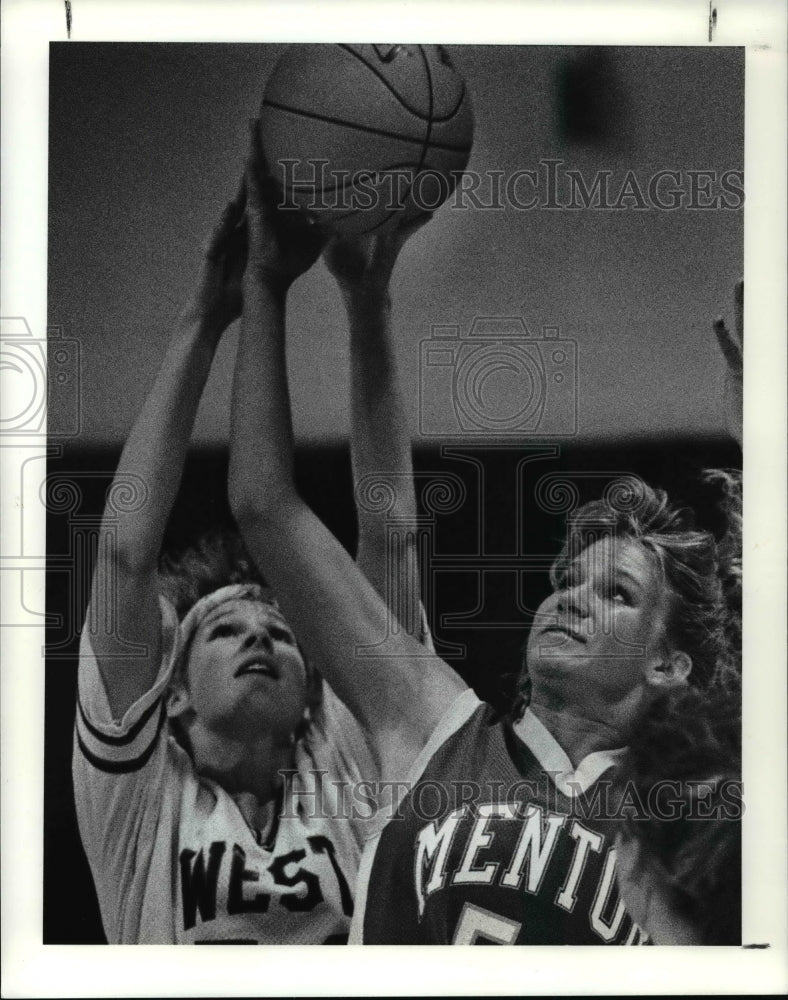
left=353, top=691, right=647, bottom=945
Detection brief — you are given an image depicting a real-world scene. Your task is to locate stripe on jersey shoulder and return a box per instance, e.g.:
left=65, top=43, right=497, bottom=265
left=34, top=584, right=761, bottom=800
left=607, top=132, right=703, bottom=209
left=76, top=699, right=166, bottom=772
left=76, top=691, right=162, bottom=746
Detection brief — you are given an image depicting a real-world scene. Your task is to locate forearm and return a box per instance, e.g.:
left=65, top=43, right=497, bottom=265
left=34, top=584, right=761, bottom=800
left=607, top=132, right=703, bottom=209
left=346, top=289, right=420, bottom=614
left=228, top=276, right=297, bottom=522
left=87, top=316, right=220, bottom=716
left=228, top=274, right=463, bottom=766
left=107, top=317, right=219, bottom=572
left=231, top=154, right=464, bottom=774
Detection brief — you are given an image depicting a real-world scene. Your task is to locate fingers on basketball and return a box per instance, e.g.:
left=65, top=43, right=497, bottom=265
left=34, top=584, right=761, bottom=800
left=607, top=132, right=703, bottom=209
left=230, top=174, right=247, bottom=219
left=204, top=176, right=248, bottom=260
left=204, top=211, right=233, bottom=261
left=714, top=318, right=742, bottom=372
left=246, top=120, right=280, bottom=217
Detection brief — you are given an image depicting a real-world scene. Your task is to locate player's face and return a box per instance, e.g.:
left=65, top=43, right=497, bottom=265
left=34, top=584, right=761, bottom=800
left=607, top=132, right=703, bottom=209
left=525, top=537, right=674, bottom=708
left=184, top=599, right=308, bottom=741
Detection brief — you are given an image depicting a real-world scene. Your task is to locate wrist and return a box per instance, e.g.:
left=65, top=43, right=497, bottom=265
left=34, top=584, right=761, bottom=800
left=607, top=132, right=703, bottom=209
left=341, top=283, right=392, bottom=316
left=175, top=306, right=225, bottom=351
left=245, top=268, right=292, bottom=302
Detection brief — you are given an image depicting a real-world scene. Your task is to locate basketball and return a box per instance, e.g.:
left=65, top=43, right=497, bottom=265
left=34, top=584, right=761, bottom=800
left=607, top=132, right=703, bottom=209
left=259, top=44, right=474, bottom=234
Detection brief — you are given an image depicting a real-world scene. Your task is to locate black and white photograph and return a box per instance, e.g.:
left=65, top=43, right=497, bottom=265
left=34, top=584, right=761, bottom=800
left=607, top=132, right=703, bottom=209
left=2, top=1, right=786, bottom=996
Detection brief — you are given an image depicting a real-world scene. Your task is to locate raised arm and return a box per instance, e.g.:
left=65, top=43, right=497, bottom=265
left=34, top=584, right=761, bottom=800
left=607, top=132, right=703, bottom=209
left=324, top=218, right=432, bottom=637
left=228, top=132, right=466, bottom=777
left=87, top=187, right=246, bottom=719
left=714, top=278, right=743, bottom=450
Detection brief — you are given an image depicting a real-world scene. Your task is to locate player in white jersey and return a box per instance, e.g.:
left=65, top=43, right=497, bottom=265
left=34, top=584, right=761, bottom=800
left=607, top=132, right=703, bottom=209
left=73, top=146, right=433, bottom=943
left=75, top=584, right=375, bottom=943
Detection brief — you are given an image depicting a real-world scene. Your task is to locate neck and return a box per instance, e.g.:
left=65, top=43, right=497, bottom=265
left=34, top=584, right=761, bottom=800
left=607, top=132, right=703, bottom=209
left=527, top=691, right=638, bottom=768
left=189, top=725, right=296, bottom=806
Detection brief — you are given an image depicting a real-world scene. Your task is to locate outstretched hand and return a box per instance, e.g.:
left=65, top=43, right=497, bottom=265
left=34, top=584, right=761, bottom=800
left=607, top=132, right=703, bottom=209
left=323, top=211, right=434, bottom=300
left=714, top=279, right=743, bottom=447
left=182, top=177, right=247, bottom=339
left=244, top=120, right=326, bottom=293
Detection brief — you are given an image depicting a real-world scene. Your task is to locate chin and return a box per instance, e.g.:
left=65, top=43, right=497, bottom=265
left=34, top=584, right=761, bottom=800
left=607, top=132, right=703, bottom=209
left=528, top=664, right=578, bottom=702
left=530, top=652, right=582, bottom=677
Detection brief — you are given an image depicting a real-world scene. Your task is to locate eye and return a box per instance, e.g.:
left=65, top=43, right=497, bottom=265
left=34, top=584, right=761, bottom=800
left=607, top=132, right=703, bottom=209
left=555, top=566, right=578, bottom=592
left=208, top=623, right=235, bottom=640
left=269, top=625, right=294, bottom=645
left=610, top=584, right=631, bottom=604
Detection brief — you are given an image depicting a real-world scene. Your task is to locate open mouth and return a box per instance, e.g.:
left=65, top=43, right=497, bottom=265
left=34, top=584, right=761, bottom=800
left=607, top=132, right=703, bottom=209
left=235, top=658, right=280, bottom=680
left=539, top=625, right=586, bottom=644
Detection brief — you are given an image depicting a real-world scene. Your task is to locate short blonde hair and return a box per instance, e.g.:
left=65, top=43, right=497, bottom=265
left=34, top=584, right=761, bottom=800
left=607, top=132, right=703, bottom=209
left=161, top=531, right=323, bottom=748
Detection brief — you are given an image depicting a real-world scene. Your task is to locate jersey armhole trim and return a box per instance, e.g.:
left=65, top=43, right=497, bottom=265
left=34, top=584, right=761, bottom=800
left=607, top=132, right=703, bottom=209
left=75, top=703, right=166, bottom=774
left=368, top=687, right=482, bottom=836
left=77, top=689, right=163, bottom=746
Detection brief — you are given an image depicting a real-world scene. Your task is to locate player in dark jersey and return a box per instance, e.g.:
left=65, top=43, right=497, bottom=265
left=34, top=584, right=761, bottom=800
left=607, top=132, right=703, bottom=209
left=233, top=132, right=743, bottom=945
left=348, top=475, right=742, bottom=945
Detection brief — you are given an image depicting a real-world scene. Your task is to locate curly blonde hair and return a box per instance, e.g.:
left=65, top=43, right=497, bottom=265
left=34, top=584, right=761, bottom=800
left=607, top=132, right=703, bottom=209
left=512, top=470, right=742, bottom=716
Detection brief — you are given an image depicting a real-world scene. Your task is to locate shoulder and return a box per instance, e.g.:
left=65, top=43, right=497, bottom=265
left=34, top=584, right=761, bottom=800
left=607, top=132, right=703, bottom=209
left=74, top=597, right=181, bottom=773
left=410, top=692, right=504, bottom=779
left=77, top=596, right=180, bottom=727
left=364, top=689, right=490, bottom=820
left=299, top=680, right=378, bottom=779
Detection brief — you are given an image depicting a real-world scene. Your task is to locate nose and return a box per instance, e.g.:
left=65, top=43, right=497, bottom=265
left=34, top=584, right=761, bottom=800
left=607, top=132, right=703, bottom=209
left=555, top=583, right=589, bottom=620
left=243, top=628, right=273, bottom=652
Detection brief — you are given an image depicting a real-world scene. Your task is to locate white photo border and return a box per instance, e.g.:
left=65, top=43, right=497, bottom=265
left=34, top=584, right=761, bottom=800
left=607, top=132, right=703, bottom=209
left=2, top=0, right=786, bottom=995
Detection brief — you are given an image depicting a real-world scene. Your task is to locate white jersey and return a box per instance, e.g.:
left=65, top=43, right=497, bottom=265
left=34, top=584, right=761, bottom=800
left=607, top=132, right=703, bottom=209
left=73, top=598, right=377, bottom=944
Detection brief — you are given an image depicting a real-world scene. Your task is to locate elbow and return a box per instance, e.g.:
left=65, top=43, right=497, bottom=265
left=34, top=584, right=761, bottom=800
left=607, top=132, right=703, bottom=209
left=228, top=476, right=299, bottom=538
left=230, top=492, right=304, bottom=568
left=358, top=520, right=418, bottom=563
left=113, top=541, right=159, bottom=579
left=229, top=489, right=271, bottom=536
left=228, top=458, right=273, bottom=527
